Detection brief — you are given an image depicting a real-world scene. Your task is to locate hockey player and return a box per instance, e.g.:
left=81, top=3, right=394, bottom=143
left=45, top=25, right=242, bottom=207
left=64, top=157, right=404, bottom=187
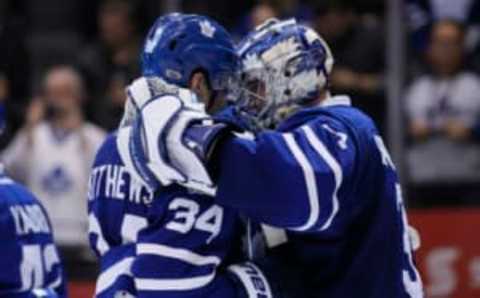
left=0, top=103, right=66, bottom=297
left=88, top=13, right=274, bottom=298
left=120, top=19, right=424, bottom=298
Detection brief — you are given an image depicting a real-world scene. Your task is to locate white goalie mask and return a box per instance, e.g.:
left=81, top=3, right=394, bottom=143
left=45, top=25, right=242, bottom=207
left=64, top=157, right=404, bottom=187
left=236, top=18, right=334, bottom=129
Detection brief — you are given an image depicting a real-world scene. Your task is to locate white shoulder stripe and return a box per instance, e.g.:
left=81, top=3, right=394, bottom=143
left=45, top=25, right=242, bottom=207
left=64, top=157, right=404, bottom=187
left=95, top=257, right=134, bottom=295
left=135, top=273, right=216, bottom=291
left=137, top=243, right=221, bottom=266
left=301, top=125, right=342, bottom=231
left=116, top=127, right=153, bottom=187
left=282, top=134, right=320, bottom=231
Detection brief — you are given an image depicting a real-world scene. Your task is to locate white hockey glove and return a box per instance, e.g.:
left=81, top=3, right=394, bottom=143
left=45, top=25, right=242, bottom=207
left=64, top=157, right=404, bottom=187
left=118, top=76, right=203, bottom=128
left=119, top=77, right=229, bottom=195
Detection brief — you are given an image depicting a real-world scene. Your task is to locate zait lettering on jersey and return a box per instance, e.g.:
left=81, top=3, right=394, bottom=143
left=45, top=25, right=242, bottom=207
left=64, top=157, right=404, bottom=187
left=9, top=204, right=51, bottom=235
left=88, top=165, right=154, bottom=205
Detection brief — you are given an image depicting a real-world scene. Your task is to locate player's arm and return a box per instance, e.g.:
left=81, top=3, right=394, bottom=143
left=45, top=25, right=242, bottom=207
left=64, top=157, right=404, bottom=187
left=205, top=119, right=356, bottom=231
left=131, top=242, right=274, bottom=298
left=90, top=134, right=276, bottom=298
left=130, top=200, right=275, bottom=298
left=121, top=79, right=356, bottom=231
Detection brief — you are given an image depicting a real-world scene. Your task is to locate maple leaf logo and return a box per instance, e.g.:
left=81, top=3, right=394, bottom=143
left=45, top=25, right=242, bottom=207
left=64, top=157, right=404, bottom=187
left=261, top=37, right=299, bottom=68
left=199, top=21, right=216, bottom=38
left=243, top=53, right=262, bottom=71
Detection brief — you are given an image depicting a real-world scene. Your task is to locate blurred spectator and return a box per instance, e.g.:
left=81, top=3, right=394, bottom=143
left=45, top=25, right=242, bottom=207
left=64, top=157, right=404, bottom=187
left=407, top=0, right=480, bottom=26
left=406, top=0, right=480, bottom=55
left=406, top=20, right=480, bottom=202
left=77, top=0, right=141, bottom=122
left=314, top=0, right=386, bottom=132
left=1, top=66, right=105, bottom=253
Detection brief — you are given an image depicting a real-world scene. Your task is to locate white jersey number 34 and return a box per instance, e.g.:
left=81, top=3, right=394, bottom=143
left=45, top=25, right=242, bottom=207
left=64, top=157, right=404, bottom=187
left=166, top=198, right=224, bottom=243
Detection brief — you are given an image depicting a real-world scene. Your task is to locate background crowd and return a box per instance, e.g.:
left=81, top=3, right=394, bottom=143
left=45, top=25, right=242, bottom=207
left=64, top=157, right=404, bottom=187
left=0, top=0, right=479, bottom=281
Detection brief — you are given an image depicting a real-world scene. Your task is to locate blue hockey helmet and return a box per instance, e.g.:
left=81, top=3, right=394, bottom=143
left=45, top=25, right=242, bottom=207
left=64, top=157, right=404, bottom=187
left=141, top=13, right=240, bottom=96
left=236, top=18, right=334, bottom=129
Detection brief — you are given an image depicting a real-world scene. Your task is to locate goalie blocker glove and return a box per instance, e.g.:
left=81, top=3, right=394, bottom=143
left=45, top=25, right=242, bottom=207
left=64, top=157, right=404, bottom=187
left=123, top=82, right=235, bottom=195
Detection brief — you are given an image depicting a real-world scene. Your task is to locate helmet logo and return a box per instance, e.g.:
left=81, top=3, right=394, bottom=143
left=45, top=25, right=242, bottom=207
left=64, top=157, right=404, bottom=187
left=261, top=37, right=299, bottom=67
left=199, top=21, right=216, bottom=38
left=243, top=53, right=262, bottom=70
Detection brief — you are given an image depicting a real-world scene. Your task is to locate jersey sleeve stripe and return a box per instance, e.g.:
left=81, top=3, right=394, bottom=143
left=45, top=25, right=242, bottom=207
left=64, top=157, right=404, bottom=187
left=282, top=133, right=320, bottom=231
left=301, top=125, right=342, bottom=231
left=46, top=275, right=63, bottom=292
left=88, top=214, right=110, bottom=256
left=136, top=243, right=221, bottom=266
left=95, top=257, right=134, bottom=295
left=135, top=273, right=216, bottom=291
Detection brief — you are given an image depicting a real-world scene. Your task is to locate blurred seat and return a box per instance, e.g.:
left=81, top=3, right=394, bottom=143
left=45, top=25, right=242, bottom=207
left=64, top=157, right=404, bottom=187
left=27, top=32, right=82, bottom=87
left=25, top=0, right=83, bottom=34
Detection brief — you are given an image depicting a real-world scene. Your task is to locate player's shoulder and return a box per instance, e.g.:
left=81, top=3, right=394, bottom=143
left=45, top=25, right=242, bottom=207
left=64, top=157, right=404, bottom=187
left=285, top=95, right=378, bottom=135
left=93, top=131, right=122, bottom=167
left=278, top=95, right=381, bottom=158
left=327, top=104, right=377, bottom=134
left=0, top=173, right=39, bottom=207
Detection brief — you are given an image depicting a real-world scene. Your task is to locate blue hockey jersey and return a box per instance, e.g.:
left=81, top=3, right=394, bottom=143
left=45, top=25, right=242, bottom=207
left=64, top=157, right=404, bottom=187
left=88, top=131, right=246, bottom=298
left=211, top=95, right=424, bottom=298
left=0, top=172, right=66, bottom=298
